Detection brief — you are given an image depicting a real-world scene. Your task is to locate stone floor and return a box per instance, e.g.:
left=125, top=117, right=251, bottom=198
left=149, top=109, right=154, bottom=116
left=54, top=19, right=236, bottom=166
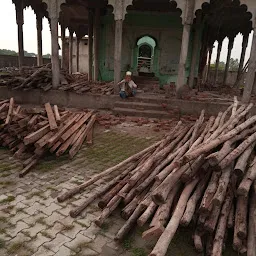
left=0, top=125, right=236, bottom=256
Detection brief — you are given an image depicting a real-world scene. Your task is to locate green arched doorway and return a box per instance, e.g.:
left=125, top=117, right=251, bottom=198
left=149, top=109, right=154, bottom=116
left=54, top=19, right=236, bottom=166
left=136, top=36, right=156, bottom=75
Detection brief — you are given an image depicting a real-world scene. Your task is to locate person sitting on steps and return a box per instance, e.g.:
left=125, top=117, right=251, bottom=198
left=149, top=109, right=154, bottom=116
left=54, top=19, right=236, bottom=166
left=117, top=71, right=137, bottom=99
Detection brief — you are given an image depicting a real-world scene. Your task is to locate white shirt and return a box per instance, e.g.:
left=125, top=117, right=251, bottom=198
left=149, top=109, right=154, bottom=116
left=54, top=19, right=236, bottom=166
left=119, top=79, right=137, bottom=92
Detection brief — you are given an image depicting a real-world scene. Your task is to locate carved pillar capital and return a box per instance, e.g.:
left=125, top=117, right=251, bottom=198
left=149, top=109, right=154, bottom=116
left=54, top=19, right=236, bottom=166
left=42, top=0, right=66, bottom=19
left=108, top=0, right=133, bottom=20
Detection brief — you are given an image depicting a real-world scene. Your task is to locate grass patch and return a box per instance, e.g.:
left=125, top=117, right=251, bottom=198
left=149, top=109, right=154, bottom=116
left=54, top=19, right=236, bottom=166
left=0, top=181, right=14, bottom=186
left=131, top=248, right=147, bottom=256
left=0, top=163, right=12, bottom=172
left=22, top=230, right=31, bottom=237
left=122, top=237, right=134, bottom=250
left=0, top=195, right=15, bottom=204
left=101, top=223, right=109, bottom=232
left=0, top=238, right=5, bottom=249
left=26, top=191, right=46, bottom=200
left=1, top=172, right=11, bottom=178
left=0, top=216, right=7, bottom=222
left=7, top=241, right=34, bottom=255
left=46, top=186, right=58, bottom=191
left=70, top=180, right=84, bottom=185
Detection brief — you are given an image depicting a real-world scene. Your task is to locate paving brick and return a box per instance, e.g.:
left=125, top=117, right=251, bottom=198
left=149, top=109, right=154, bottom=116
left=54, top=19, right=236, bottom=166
left=9, top=212, right=30, bottom=224
left=54, top=245, right=73, bottom=256
left=23, top=223, right=46, bottom=237
left=80, top=247, right=99, bottom=256
left=65, top=233, right=92, bottom=252
left=23, top=212, right=48, bottom=226
left=81, top=223, right=100, bottom=240
left=24, top=202, right=44, bottom=215
left=40, top=197, right=56, bottom=207
left=44, top=233, right=71, bottom=253
left=89, top=234, right=112, bottom=253
left=32, top=245, right=54, bottom=256
left=31, top=233, right=52, bottom=249
left=56, top=205, right=75, bottom=217
left=44, top=212, right=65, bottom=227
left=60, top=221, right=82, bottom=239
left=6, top=222, right=30, bottom=238
left=40, top=203, right=62, bottom=216
left=41, top=222, right=64, bottom=239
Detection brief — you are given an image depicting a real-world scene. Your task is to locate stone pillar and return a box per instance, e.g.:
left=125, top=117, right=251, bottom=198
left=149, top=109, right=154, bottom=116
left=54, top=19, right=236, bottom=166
left=15, top=1, right=24, bottom=69
left=206, top=47, right=213, bottom=83
left=242, top=28, right=256, bottom=103
left=88, top=9, right=93, bottom=81
left=108, top=0, right=133, bottom=93
left=93, top=8, right=100, bottom=81
left=237, top=33, right=249, bottom=81
left=176, top=24, right=192, bottom=97
left=188, top=14, right=201, bottom=89
left=114, top=20, right=123, bottom=92
left=43, top=0, right=65, bottom=89
left=36, top=14, right=43, bottom=66
left=76, top=37, right=80, bottom=72
left=50, top=17, right=60, bottom=89
left=213, top=40, right=223, bottom=85
left=61, top=26, right=67, bottom=69
left=69, top=30, right=74, bottom=74
left=223, top=37, right=234, bottom=86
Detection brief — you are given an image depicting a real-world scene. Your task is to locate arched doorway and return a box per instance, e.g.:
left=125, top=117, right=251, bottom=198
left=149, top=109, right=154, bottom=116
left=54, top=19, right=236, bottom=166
left=137, top=36, right=156, bottom=75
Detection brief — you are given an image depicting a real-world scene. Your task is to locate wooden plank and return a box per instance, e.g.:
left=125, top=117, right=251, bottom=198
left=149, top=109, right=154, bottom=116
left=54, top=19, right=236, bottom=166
left=34, top=147, right=45, bottom=156
left=14, top=105, right=21, bottom=115
left=56, top=131, right=79, bottom=157
left=0, top=99, right=9, bottom=105
left=24, top=124, right=50, bottom=145
left=71, top=124, right=87, bottom=146
left=53, top=105, right=61, bottom=124
left=28, top=115, right=38, bottom=128
left=5, top=98, right=14, bottom=124
left=47, top=114, right=81, bottom=147
left=60, top=112, right=92, bottom=143
left=19, top=158, right=38, bottom=178
left=36, top=120, right=49, bottom=129
left=69, top=114, right=97, bottom=159
left=35, top=131, right=54, bottom=148
left=86, top=127, right=93, bottom=145
left=50, top=141, right=62, bottom=153
left=0, top=103, right=8, bottom=113
left=45, top=102, right=58, bottom=131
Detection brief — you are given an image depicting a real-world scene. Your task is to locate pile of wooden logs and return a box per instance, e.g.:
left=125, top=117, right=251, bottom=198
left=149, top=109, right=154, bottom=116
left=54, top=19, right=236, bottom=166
left=0, top=65, right=114, bottom=95
left=0, top=98, right=96, bottom=177
left=57, top=96, right=256, bottom=256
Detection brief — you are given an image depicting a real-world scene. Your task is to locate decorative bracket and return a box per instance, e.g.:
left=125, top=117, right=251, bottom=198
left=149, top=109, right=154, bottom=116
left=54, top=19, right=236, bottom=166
left=42, top=0, right=66, bottom=19
left=108, top=0, right=133, bottom=20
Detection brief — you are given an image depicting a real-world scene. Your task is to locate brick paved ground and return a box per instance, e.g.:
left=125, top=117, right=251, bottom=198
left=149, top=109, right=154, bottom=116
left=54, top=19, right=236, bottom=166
left=0, top=125, right=236, bottom=256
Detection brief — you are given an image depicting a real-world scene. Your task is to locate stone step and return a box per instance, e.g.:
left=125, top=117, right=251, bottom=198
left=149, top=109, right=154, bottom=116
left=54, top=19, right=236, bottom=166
left=114, top=101, right=165, bottom=111
left=119, top=94, right=170, bottom=104
left=113, top=107, right=173, bottom=119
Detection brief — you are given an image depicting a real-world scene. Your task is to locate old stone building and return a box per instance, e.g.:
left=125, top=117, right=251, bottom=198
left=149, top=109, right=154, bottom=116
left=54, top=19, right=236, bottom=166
left=11, top=0, right=256, bottom=102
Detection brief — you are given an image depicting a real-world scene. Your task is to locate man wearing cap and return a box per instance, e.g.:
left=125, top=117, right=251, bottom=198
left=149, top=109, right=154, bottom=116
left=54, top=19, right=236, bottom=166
left=117, top=71, right=137, bottom=99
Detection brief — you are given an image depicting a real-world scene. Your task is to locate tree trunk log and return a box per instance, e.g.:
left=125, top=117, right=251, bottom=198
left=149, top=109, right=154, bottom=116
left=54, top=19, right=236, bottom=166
left=149, top=178, right=199, bottom=256
left=137, top=201, right=157, bottom=227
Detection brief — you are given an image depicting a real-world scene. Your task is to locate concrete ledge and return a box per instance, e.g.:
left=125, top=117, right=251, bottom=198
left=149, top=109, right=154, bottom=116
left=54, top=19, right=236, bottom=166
left=0, top=86, right=238, bottom=116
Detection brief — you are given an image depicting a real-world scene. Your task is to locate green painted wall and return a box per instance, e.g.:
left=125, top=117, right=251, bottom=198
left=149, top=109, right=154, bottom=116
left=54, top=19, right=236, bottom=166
left=99, top=11, right=202, bottom=86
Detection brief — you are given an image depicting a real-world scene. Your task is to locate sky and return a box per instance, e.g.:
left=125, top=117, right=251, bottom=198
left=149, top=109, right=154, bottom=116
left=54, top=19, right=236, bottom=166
left=0, top=0, right=253, bottom=63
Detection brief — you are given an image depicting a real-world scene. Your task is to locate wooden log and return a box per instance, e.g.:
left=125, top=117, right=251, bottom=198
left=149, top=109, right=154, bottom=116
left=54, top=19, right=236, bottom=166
left=149, top=178, right=199, bottom=256
left=212, top=186, right=233, bottom=256
left=27, top=115, right=38, bottom=128
left=23, top=155, right=37, bottom=168
left=0, top=103, right=8, bottom=113
left=234, top=196, right=248, bottom=241
left=204, top=205, right=222, bottom=233
left=86, top=127, right=93, bottom=145
left=199, top=171, right=221, bottom=214
left=218, top=131, right=256, bottom=170
left=48, top=114, right=81, bottom=147
left=57, top=140, right=161, bottom=202
left=24, top=125, right=50, bottom=145
left=53, top=105, right=61, bottom=124
left=142, top=225, right=165, bottom=240
left=247, top=181, right=256, bottom=256
left=19, top=158, right=38, bottom=177
left=189, top=110, right=205, bottom=147
left=5, top=97, right=14, bottom=124
left=193, top=230, right=204, bottom=253
left=56, top=131, right=79, bottom=156
left=60, top=112, right=92, bottom=142
left=115, top=204, right=146, bottom=241
left=181, top=173, right=211, bottom=226
left=227, top=202, right=234, bottom=229
left=69, top=114, right=97, bottom=158
left=180, top=113, right=256, bottom=165
left=211, top=165, right=232, bottom=206
left=237, top=157, right=256, bottom=197
left=121, top=196, right=141, bottom=220
left=235, top=142, right=256, bottom=176
left=45, top=103, right=58, bottom=131
left=137, top=201, right=157, bottom=227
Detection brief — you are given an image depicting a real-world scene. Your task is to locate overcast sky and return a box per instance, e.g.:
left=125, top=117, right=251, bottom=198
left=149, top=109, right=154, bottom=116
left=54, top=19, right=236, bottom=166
left=0, top=0, right=253, bottom=64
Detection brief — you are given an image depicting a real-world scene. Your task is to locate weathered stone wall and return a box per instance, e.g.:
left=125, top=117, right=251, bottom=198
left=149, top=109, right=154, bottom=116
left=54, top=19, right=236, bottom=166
left=0, top=55, right=51, bottom=68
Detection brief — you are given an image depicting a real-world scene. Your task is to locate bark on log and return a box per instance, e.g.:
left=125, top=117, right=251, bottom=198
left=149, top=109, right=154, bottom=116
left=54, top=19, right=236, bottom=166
left=149, top=178, right=199, bottom=256
left=247, top=181, right=256, bottom=256
left=181, top=173, right=211, bottom=226
left=237, top=157, right=256, bottom=197
left=57, top=140, right=161, bottom=202
left=19, top=158, right=38, bottom=177
left=137, top=201, right=157, bottom=227
left=193, top=230, right=204, bottom=253
left=235, top=142, right=255, bottom=176
left=234, top=196, right=248, bottom=241
left=227, top=202, right=234, bottom=229
left=204, top=205, right=222, bottom=233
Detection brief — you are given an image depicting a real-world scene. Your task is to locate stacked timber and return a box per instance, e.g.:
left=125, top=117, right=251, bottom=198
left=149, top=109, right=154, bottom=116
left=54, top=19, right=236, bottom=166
left=58, top=96, right=256, bottom=256
left=0, top=98, right=96, bottom=177
left=0, top=65, right=114, bottom=95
